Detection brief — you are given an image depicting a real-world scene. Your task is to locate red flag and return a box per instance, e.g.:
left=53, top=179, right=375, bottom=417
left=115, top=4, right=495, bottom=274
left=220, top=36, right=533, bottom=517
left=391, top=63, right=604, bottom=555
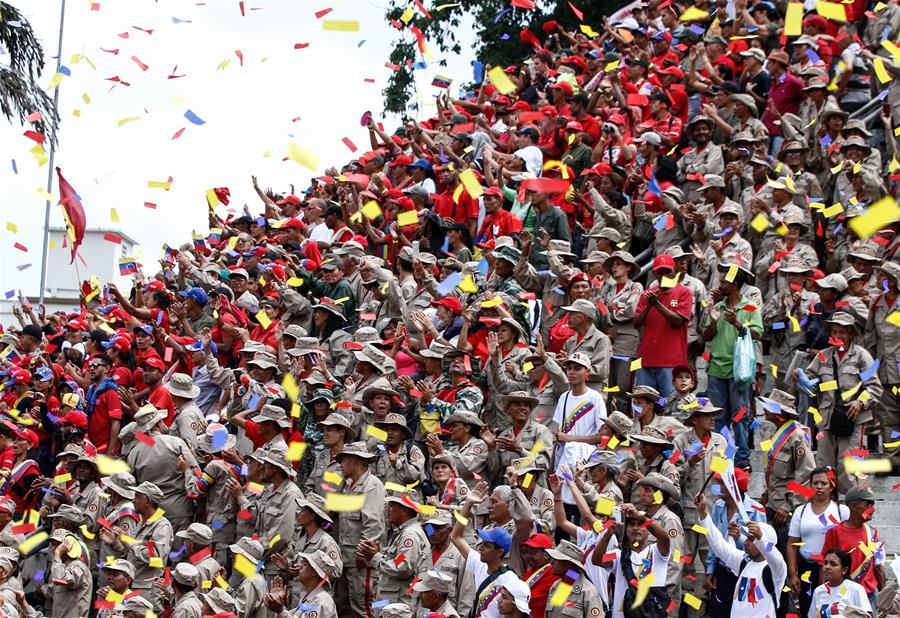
left=56, top=167, right=86, bottom=263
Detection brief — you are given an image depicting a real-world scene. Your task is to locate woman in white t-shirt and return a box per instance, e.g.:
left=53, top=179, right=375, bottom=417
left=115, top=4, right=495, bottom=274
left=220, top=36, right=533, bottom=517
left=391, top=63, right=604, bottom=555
left=787, top=467, right=850, bottom=617
left=808, top=548, right=872, bottom=618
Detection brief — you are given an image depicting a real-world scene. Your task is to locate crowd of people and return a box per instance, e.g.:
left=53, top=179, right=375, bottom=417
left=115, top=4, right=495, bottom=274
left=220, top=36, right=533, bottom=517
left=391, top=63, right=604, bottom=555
left=2, top=1, right=900, bottom=617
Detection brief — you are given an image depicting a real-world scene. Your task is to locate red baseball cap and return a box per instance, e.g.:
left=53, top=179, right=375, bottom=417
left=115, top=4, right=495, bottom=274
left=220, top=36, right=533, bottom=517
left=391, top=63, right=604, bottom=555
left=431, top=297, right=463, bottom=314
left=276, top=195, right=302, bottom=206
left=281, top=218, right=304, bottom=229
left=733, top=467, right=749, bottom=493
left=492, top=95, right=511, bottom=105
left=522, top=533, right=554, bottom=549
left=507, top=101, right=531, bottom=112
left=482, top=187, right=503, bottom=198
left=565, top=121, right=584, bottom=132
left=549, top=81, right=574, bottom=95
left=652, top=254, right=676, bottom=271
left=67, top=318, right=89, bottom=331
left=389, top=154, right=414, bottom=167
left=57, top=411, right=89, bottom=431
left=141, top=356, right=166, bottom=371
left=14, top=428, right=38, bottom=449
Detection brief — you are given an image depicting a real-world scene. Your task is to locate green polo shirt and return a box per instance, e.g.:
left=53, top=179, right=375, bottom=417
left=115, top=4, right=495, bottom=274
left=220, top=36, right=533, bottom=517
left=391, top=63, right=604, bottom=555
left=703, top=295, right=763, bottom=380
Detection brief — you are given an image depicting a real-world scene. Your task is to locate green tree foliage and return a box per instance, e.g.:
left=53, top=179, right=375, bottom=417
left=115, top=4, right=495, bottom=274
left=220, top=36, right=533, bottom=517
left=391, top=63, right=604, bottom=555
left=0, top=2, right=59, bottom=142
left=382, top=0, right=627, bottom=114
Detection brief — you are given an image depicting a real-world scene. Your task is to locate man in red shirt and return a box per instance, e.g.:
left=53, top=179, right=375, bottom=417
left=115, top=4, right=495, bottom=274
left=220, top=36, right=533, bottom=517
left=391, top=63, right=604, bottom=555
left=520, top=533, right=559, bottom=618
left=476, top=187, right=522, bottom=245
left=822, top=485, right=885, bottom=604
left=761, top=49, right=806, bottom=144
left=141, top=356, right=176, bottom=426
left=632, top=254, right=694, bottom=398
left=84, top=354, right=123, bottom=454
left=432, top=165, right=479, bottom=236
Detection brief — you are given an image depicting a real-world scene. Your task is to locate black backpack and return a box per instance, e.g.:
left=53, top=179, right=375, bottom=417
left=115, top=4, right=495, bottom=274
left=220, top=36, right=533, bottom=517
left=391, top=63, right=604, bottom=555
left=620, top=547, right=670, bottom=618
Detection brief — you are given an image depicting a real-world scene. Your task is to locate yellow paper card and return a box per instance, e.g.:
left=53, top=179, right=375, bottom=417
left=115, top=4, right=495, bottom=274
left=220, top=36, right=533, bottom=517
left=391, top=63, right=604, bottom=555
left=19, top=532, right=49, bottom=555
left=844, top=456, right=891, bottom=474
left=396, top=210, right=419, bottom=226
left=819, top=380, right=838, bottom=392
left=595, top=496, right=616, bottom=515
left=630, top=358, right=642, bottom=372
left=452, top=509, right=468, bottom=526
left=816, top=1, right=847, bottom=21
left=287, top=142, right=321, bottom=171
left=750, top=212, right=770, bottom=233
left=683, top=592, right=702, bottom=610
left=487, top=66, right=516, bottom=95
left=725, top=265, right=738, bottom=282
left=233, top=553, right=258, bottom=577
left=322, top=20, right=361, bottom=31
left=785, top=3, right=804, bottom=35
left=848, top=196, right=900, bottom=240
left=550, top=582, right=573, bottom=607
left=323, top=471, right=343, bottom=485
left=458, top=169, right=484, bottom=198
left=691, top=524, right=709, bottom=535
left=632, top=573, right=655, bottom=609
left=709, top=458, right=729, bottom=474
left=361, top=201, right=383, bottom=220
left=97, top=455, right=131, bottom=475
left=287, top=441, right=307, bottom=462
left=680, top=7, right=709, bottom=20
left=255, top=310, right=272, bottom=330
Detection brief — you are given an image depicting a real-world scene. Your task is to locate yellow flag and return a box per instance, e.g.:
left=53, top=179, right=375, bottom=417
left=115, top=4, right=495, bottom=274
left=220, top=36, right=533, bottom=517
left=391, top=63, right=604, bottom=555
left=785, top=3, right=804, bottom=35
left=366, top=425, right=388, bottom=442
left=815, top=1, right=847, bottom=21
left=396, top=210, right=419, bottom=226
left=487, top=66, right=516, bottom=95
left=458, top=169, right=484, bottom=198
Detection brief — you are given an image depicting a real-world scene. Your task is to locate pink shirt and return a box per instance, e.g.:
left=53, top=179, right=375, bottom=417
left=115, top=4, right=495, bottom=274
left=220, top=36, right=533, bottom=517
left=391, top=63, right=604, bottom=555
left=762, top=72, right=806, bottom=135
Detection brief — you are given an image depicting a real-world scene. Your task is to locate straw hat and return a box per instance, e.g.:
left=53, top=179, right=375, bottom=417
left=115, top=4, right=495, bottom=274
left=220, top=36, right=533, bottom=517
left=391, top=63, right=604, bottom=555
left=164, top=373, right=200, bottom=399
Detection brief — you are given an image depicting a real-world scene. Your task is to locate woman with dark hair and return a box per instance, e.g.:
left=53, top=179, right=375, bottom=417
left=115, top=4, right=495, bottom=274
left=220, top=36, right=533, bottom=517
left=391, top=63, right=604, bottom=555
left=809, top=548, right=872, bottom=617
left=628, top=385, right=686, bottom=437
left=787, top=466, right=849, bottom=616
left=107, top=282, right=173, bottom=333
left=106, top=337, right=136, bottom=388
left=310, top=299, right=352, bottom=377
left=3, top=428, right=41, bottom=515
left=446, top=222, right=473, bottom=263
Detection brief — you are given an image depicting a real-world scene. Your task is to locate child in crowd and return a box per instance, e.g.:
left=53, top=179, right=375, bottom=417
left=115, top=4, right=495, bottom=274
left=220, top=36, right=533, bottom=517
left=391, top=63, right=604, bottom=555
left=664, top=364, right=697, bottom=424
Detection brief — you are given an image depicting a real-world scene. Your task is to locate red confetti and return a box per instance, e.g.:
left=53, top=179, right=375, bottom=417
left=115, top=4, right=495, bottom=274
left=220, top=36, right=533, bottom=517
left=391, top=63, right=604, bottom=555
left=666, top=600, right=676, bottom=614
left=172, top=127, right=186, bottom=140
left=602, top=552, right=617, bottom=562
left=189, top=547, right=212, bottom=564
left=117, top=32, right=129, bottom=38
left=342, top=137, right=358, bottom=152
left=23, top=130, right=45, bottom=144
left=511, top=0, right=535, bottom=7
left=237, top=510, right=253, bottom=520
left=364, top=78, right=375, bottom=83
left=100, top=47, right=119, bottom=54
left=90, top=2, right=100, bottom=10
left=740, top=304, right=757, bottom=312
left=235, top=50, right=244, bottom=65
left=294, top=43, right=310, bottom=49
left=668, top=449, right=681, bottom=465
left=334, top=401, right=352, bottom=408
left=733, top=406, right=747, bottom=422
left=413, top=0, right=432, bottom=18
left=409, top=389, right=423, bottom=398
left=103, top=233, right=122, bottom=244
left=393, top=553, right=407, bottom=566
left=385, top=62, right=401, bottom=70
left=239, top=1, right=245, bottom=16
left=568, top=0, right=584, bottom=19
left=132, top=26, right=154, bottom=35
left=13, top=242, right=27, bottom=252
left=315, top=7, right=333, bottom=18
left=787, top=481, right=815, bottom=499
left=143, top=202, right=157, bottom=209
left=134, top=432, right=156, bottom=447
left=131, top=55, right=149, bottom=71
left=11, top=524, right=35, bottom=534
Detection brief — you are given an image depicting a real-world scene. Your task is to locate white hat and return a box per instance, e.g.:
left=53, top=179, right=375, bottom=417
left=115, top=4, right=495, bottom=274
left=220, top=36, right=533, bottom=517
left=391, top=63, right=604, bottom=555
left=501, top=578, right=531, bottom=614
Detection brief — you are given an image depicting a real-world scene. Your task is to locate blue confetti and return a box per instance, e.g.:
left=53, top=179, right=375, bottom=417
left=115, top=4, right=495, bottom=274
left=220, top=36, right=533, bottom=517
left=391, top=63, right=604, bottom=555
left=184, top=109, right=206, bottom=125
left=211, top=427, right=228, bottom=449
left=17, top=263, right=32, bottom=271
left=4, top=290, right=14, bottom=300
left=500, top=33, right=510, bottom=40
left=689, top=25, right=706, bottom=35
left=247, top=394, right=261, bottom=409
left=212, top=520, right=224, bottom=529
left=771, top=322, right=785, bottom=330
left=357, top=40, right=366, bottom=47
left=58, top=65, right=71, bottom=76
left=11, top=159, right=17, bottom=174
left=878, top=89, right=890, bottom=101
left=169, top=543, right=187, bottom=559
left=883, top=25, right=892, bottom=41
left=371, top=600, right=390, bottom=609
left=34, top=570, right=44, bottom=582
left=713, top=226, right=734, bottom=238
left=805, top=49, right=822, bottom=64
left=749, top=418, right=761, bottom=430
left=172, top=16, right=192, bottom=23
left=819, top=134, right=832, bottom=147
left=494, top=7, right=512, bottom=22
left=859, top=359, right=880, bottom=381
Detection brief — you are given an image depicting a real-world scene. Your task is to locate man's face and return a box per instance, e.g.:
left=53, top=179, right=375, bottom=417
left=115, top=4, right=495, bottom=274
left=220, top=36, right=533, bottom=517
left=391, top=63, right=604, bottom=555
left=488, top=490, right=510, bottom=522
left=719, top=213, right=739, bottom=231
left=370, top=394, right=391, bottom=417
left=88, top=360, right=110, bottom=381
left=440, top=168, right=457, bottom=185
left=565, top=363, right=587, bottom=385
left=507, top=401, right=531, bottom=425
left=321, top=268, right=342, bottom=284
left=692, top=123, right=711, bottom=145
left=673, top=371, right=694, bottom=394
left=322, top=426, right=344, bottom=447
left=229, top=275, right=249, bottom=295
left=484, top=195, right=501, bottom=214
left=569, top=280, right=591, bottom=299
left=142, top=366, right=162, bottom=384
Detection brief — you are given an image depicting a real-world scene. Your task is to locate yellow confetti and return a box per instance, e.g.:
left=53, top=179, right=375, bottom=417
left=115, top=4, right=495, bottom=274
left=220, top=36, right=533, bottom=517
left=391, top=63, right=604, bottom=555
left=287, top=141, right=321, bottom=171
left=630, top=358, right=642, bottom=372
left=550, top=582, right=573, bottom=607
left=709, top=458, right=729, bottom=474
left=255, top=310, right=272, bottom=330
left=631, top=573, right=655, bottom=609
left=31, top=143, right=48, bottom=166
left=323, top=471, right=343, bottom=485
left=725, top=265, right=738, bottom=283
left=46, top=72, right=64, bottom=90
left=54, top=473, right=72, bottom=484
left=849, top=196, right=900, bottom=240
left=579, top=24, right=599, bottom=37
left=148, top=179, right=173, bottom=190
left=452, top=509, right=468, bottom=526
left=322, top=20, right=360, bottom=31
left=366, top=425, right=388, bottom=441
left=287, top=277, right=304, bottom=287
left=148, top=556, right=164, bottom=568
left=36, top=188, right=53, bottom=201
left=844, top=457, right=892, bottom=474
left=325, top=493, right=366, bottom=512
left=97, top=455, right=131, bottom=475
left=691, top=524, right=709, bottom=535
left=384, top=482, right=409, bottom=493
left=679, top=6, right=709, bottom=20
left=109, top=208, right=120, bottom=223
left=652, top=490, right=663, bottom=504
left=750, top=212, right=770, bottom=233
left=819, top=380, right=838, bottom=392
left=233, top=552, right=258, bottom=577
left=874, top=58, right=892, bottom=83
left=287, top=441, right=307, bottom=462
left=801, top=570, right=811, bottom=583
left=6, top=222, right=18, bottom=234
left=683, top=592, right=702, bottom=610
left=458, top=274, right=478, bottom=293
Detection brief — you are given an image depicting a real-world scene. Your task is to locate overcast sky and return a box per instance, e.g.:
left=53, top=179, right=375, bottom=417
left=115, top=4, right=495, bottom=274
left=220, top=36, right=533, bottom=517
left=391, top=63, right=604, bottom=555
left=1, top=0, right=477, bottom=298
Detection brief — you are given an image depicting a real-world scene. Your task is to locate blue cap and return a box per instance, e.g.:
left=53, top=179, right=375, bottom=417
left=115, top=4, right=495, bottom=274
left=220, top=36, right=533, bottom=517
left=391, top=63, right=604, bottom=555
left=35, top=367, right=53, bottom=382
left=408, top=159, right=433, bottom=172
left=477, top=528, right=512, bottom=554
left=133, top=324, right=154, bottom=336
left=178, top=287, right=209, bottom=306
left=187, top=340, right=218, bottom=356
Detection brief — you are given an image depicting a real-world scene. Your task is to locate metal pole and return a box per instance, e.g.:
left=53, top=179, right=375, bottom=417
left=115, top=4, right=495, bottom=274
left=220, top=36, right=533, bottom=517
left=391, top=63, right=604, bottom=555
left=38, top=0, right=66, bottom=304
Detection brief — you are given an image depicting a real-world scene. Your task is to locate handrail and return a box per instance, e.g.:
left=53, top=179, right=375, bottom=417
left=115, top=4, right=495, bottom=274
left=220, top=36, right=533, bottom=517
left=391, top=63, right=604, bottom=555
left=636, top=236, right=693, bottom=280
